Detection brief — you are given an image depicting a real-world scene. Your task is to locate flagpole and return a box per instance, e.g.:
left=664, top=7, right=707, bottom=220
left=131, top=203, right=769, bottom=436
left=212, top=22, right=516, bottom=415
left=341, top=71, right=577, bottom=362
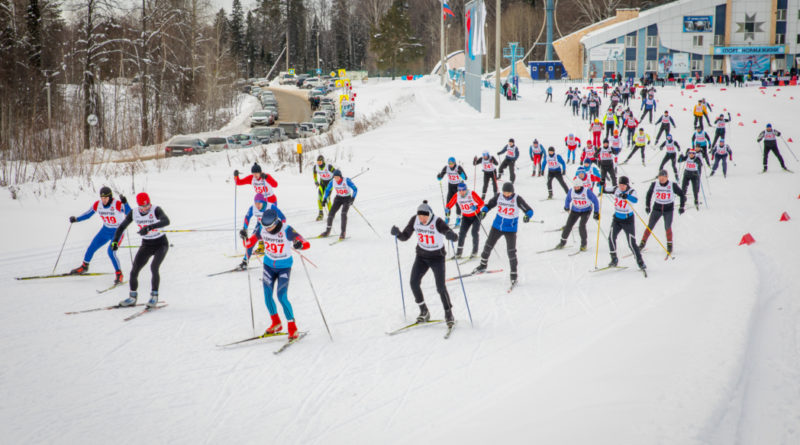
left=440, top=0, right=446, bottom=86
left=494, top=0, right=501, bottom=119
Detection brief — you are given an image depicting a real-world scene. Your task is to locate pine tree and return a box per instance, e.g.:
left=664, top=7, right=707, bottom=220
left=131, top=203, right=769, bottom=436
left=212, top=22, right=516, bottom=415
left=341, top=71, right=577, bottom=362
left=370, top=0, right=424, bottom=79
left=229, top=0, right=244, bottom=63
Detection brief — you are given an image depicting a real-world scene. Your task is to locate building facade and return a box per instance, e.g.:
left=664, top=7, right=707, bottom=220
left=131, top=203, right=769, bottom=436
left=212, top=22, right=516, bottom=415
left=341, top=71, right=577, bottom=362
left=554, top=0, right=800, bottom=80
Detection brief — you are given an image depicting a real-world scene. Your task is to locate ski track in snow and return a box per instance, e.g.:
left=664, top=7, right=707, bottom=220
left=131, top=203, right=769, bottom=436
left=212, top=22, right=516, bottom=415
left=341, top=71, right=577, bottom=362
left=1, top=78, right=799, bottom=443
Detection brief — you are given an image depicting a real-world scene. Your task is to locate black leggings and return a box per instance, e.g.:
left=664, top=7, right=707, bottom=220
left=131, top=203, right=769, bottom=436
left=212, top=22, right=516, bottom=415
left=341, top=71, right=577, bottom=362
left=642, top=208, right=673, bottom=244
left=609, top=216, right=643, bottom=264
left=446, top=183, right=460, bottom=216
left=625, top=145, right=646, bottom=163
left=763, top=142, right=786, bottom=169
left=640, top=108, right=653, bottom=123
left=561, top=211, right=591, bottom=246
left=456, top=215, right=480, bottom=255
left=409, top=255, right=452, bottom=311
left=481, top=171, right=498, bottom=197
left=599, top=161, right=617, bottom=188
left=326, top=196, right=351, bottom=233
left=655, top=124, right=671, bottom=142
left=498, top=158, right=516, bottom=183
left=711, top=128, right=725, bottom=147
left=659, top=153, right=678, bottom=177
left=547, top=170, right=568, bottom=194
left=681, top=172, right=700, bottom=204
left=130, top=236, right=169, bottom=292
left=479, top=227, right=517, bottom=275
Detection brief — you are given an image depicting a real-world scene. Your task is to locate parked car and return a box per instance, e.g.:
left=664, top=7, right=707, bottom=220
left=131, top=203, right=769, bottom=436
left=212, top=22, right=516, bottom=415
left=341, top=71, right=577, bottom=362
left=261, top=97, right=278, bottom=108
left=299, top=123, right=317, bottom=137
left=279, top=73, right=295, bottom=85
left=259, top=91, right=275, bottom=102
left=311, top=116, right=329, bottom=132
left=206, top=137, right=228, bottom=151
left=250, top=86, right=262, bottom=96
left=250, top=127, right=272, bottom=144
left=320, top=104, right=336, bottom=120
left=277, top=122, right=301, bottom=139
left=231, top=133, right=256, bottom=148
left=302, top=77, right=322, bottom=89
left=250, top=110, right=273, bottom=127
left=295, top=74, right=311, bottom=87
left=226, top=136, right=241, bottom=149
left=165, top=137, right=208, bottom=157
left=320, top=97, right=334, bottom=106
left=263, top=105, right=279, bottom=120
left=313, top=110, right=333, bottom=125
left=267, top=127, right=288, bottom=142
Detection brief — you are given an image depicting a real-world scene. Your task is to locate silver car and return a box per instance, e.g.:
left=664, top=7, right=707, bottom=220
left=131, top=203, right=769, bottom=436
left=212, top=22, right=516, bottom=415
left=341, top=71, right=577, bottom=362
left=250, top=110, right=273, bottom=127
left=206, top=137, right=228, bottom=151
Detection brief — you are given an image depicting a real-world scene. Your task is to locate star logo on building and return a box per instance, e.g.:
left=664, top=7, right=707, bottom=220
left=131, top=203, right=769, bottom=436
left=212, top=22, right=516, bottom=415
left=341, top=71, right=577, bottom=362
left=735, top=13, right=764, bottom=41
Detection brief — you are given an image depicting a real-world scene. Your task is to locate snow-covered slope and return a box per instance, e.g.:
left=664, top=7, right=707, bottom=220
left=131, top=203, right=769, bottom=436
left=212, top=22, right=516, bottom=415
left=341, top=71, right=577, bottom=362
left=1, top=79, right=799, bottom=444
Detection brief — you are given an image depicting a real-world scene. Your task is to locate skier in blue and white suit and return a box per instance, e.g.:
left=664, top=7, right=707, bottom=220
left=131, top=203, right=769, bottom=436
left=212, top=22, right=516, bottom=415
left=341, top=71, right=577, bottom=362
left=554, top=179, right=600, bottom=251
left=238, top=192, right=286, bottom=270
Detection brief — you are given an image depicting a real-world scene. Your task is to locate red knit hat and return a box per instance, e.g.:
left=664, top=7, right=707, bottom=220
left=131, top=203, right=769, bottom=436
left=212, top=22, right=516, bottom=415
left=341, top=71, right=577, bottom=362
left=136, top=192, right=150, bottom=206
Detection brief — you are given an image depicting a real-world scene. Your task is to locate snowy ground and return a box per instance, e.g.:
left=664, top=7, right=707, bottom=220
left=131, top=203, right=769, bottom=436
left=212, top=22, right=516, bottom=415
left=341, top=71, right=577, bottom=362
left=1, top=77, right=799, bottom=444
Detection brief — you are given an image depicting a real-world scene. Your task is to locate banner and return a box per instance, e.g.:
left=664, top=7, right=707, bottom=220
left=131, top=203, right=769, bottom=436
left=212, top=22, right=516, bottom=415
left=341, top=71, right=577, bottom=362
left=589, top=44, right=624, bottom=61
left=729, top=54, right=770, bottom=73
left=714, top=46, right=784, bottom=55
left=341, top=101, right=354, bottom=121
left=683, top=16, right=713, bottom=32
left=658, top=54, right=672, bottom=74
left=465, top=0, right=486, bottom=60
left=672, top=53, right=690, bottom=73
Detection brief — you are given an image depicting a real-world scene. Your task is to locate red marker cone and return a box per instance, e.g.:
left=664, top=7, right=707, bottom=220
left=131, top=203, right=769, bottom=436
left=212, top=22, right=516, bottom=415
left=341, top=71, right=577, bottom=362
left=723, top=108, right=727, bottom=111
left=737, top=113, right=741, bottom=117
left=721, top=88, right=727, bottom=91
left=683, top=107, right=687, bottom=111
left=738, top=122, right=744, bottom=126
left=753, top=119, right=757, bottom=124
left=773, top=94, right=777, bottom=97
left=738, top=233, right=756, bottom=246
left=787, top=138, right=793, bottom=143
left=780, top=212, right=790, bottom=222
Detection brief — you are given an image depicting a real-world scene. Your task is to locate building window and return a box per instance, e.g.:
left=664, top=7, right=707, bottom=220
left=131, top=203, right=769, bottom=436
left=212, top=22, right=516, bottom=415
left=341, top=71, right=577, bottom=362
left=625, top=60, right=636, bottom=72
left=603, top=60, right=616, bottom=72
left=645, top=60, right=657, bottom=72
left=776, top=9, right=786, bottom=20
left=625, top=35, right=637, bottom=48
left=797, top=33, right=800, bottom=44
left=691, top=59, right=703, bottom=71
left=646, top=35, right=658, bottom=48
left=693, top=35, right=703, bottom=47
left=775, top=58, right=786, bottom=71
left=775, top=33, right=785, bottom=44
left=713, top=58, right=723, bottom=71
left=714, top=34, right=725, bottom=46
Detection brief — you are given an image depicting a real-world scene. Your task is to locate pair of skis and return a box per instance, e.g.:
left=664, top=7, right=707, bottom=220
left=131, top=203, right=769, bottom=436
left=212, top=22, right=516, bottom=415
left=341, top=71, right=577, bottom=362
left=65, top=302, right=169, bottom=321
left=386, top=320, right=455, bottom=340
left=590, top=265, right=647, bottom=278
left=217, top=331, right=308, bottom=355
left=15, top=272, right=111, bottom=281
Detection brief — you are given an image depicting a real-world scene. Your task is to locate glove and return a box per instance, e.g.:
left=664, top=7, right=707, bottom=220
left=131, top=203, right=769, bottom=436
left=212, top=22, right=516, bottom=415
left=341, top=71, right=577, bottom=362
left=564, top=207, right=569, bottom=212
left=119, top=195, right=127, bottom=204
left=292, top=239, right=304, bottom=249
left=436, top=173, right=444, bottom=180
left=645, top=206, right=651, bottom=214
left=445, top=231, right=458, bottom=241
left=523, top=215, right=530, bottom=223
left=69, top=216, right=77, bottom=223
left=678, top=207, right=685, bottom=215
left=110, top=241, right=118, bottom=251
left=620, top=192, right=628, bottom=200
left=479, top=211, right=486, bottom=220
left=138, top=226, right=151, bottom=236
left=349, top=196, right=355, bottom=205
left=390, top=225, right=400, bottom=236
left=233, top=169, right=240, bottom=177
left=239, top=229, right=248, bottom=240
left=593, top=213, right=600, bottom=220
left=314, top=181, right=319, bottom=187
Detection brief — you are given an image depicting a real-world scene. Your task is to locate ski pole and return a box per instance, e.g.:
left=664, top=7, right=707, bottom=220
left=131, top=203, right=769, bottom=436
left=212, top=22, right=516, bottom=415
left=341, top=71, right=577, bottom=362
left=630, top=206, right=672, bottom=258
left=394, top=236, right=406, bottom=320
left=699, top=173, right=710, bottom=209
left=351, top=167, right=371, bottom=179
left=477, top=217, right=503, bottom=263
left=438, top=180, right=447, bottom=214
left=126, top=229, right=134, bottom=264
left=593, top=185, right=604, bottom=269
left=473, top=164, right=477, bottom=190
left=234, top=182, right=238, bottom=252
left=780, top=136, right=799, bottom=162
left=160, top=229, right=233, bottom=233
left=292, top=248, right=318, bottom=269
left=449, top=239, right=474, bottom=327
left=52, top=223, right=73, bottom=274
left=245, top=260, right=255, bottom=335
left=299, top=254, right=333, bottom=341
left=351, top=204, right=380, bottom=238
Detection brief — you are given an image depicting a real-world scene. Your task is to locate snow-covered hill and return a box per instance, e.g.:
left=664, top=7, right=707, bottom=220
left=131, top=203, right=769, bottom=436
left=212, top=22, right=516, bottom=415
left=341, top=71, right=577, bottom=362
left=1, top=78, right=799, bottom=444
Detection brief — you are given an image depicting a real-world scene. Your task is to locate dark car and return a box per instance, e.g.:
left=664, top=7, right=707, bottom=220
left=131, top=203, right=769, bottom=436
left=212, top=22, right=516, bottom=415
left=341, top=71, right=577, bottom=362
left=277, top=122, right=301, bottom=139
left=250, top=127, right=272, bottom=144
left=165, top=137, right=208, bottom=157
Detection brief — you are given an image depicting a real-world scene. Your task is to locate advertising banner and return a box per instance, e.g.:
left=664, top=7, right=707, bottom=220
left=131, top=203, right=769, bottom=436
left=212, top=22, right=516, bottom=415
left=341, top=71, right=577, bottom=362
left=658, top=54, right=672, bottom=74
left=683, top=16, right=713, bottom=32
left=713, top=46, right=784, bottom=55
left=729, top=54, right=770, bottom=73
left=672, top=53, right=690, bottom=73
left=589, top=44, right=624, bottom=61
left=464, top=0, right=485, bottom=112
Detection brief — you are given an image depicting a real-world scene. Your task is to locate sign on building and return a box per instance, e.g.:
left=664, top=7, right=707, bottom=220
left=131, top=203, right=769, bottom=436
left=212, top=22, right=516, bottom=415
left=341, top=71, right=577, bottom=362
left=589, top=44, right=624, bottom=61
left=672, top=53, right=690, bottom=73
left=713, top=46, right=785, bottom=55
left=683, top=16, right=713, bottom=32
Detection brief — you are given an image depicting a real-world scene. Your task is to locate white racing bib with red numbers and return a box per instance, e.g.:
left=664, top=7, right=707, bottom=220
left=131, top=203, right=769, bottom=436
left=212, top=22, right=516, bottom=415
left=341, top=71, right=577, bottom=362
left=481, top=158, right=496, bottom=172
left=764, top=130, right=777, bottom=141
left=445, top=165, right=461, bottom=184
left=95, top=199, right=126, bottom=229
left=599, top=146, right=614, bottom=161
left=566, top=137, right=578, bottom=149
left=333, top=178, right=353, bottom=197
left=252, top=176, right=273, bottom=198
left=133, top=207, right=164, bottom=240
left=664, top=141, right=678, bottom=153
left=716, top=120, right=726, bottom=129
left=694, top=132, right=706, bottom=143
left=259, top=225, right=291, bottom=261
left=414, top=216, right=444, bottom=251
left=685, top=158, right=699, bottom=171
left=635, top=134, right=647, bottom=146
left=653, top=182, right=675, bottom=205
left=496, top=194, right=519, bottom=220
left=506, top=145, right=516, bottom=157
left=570, top=188, right=592, bottom=211
left=610, top=136, right=622, bottom=150
left=315, top=165, right=333, bottom=181
left=613, top=189, right=634, bottom=216
left=457, top=192, right=479, bottom=217
left=715, top=144, right=730, bottom=155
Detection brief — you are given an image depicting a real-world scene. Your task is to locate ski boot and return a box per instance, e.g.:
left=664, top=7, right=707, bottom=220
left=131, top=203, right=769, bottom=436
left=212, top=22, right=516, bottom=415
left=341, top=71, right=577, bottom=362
left=454, top=217, right=461, bottom=228
left=472, top=263, right=487, bottom=275
left=510, top=272, right=518, bottom=288
left=642, top=161, right=646, bottom=167
left=608, top=254, right=619, bottom=267
left=667, top=242, right=673, bottom=255
left=119, top=291, right=137, bottom=307
left=709, top=170, right=715, bottom=177
left=416, top=304, right=430, bottom=323
left=579, top=244, right=587, bottom=252
left=318, top=228, right=331, bottom=238
left=444, top=216, right=450, bottom=225
left=237, top=258, right=248, bottom=271
left=638, top=240, right=646, bottom=250
left=315, top=210, right=323, bottom=222
left=287, top=320, right=299, bottom=340
left=114, top=270, right=124, bottom=285
left=146, top=291, right=159, bottom=308
left=554, top=240, right=566, bottom=250
left=445, top=309, right=455, bottom=328
left=637, top=260, right=647, bottom=271
left=338, top=231, right=346, bottom=241
left=547, top=191, right=553, bottom=199
left=264, top=313, right=282, bottom=335
left=70, top=261, right=89, bottom=275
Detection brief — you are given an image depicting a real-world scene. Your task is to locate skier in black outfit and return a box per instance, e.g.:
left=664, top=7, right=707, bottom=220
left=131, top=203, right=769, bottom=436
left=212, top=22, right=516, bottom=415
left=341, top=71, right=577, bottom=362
left=496, top=138, right=520, bottom=183
left=473, top=151, right=499, bottom=201
left=391, top=201, right=458, bottom=327
left=597, top=139, right=618, bottom=189
left=711, top=112, right=731, bottom=147
left=658, top=134, right=682, bottom=178
left=653, top=110, right=676, bottom=144
left=756, top=123, right=789, bottom=172
left=678, top=149, right=704, bottom=207
left=436, top=157, right=467, bottom=225
left=604, top=176, right=646, bottom=271
left=112, top=192, right=171, bottom=308
left=640, top=170, right=686, bottom=254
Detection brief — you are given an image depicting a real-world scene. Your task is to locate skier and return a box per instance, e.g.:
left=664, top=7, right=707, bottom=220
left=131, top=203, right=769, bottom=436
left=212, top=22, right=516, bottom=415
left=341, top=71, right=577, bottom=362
left=640, top=170, right=686, bottom=254
left=623, top=128, right=651, bottom=166
left=473, top=151, right=499, bottom=201
left=677, top=149, right=704, bottom=208
left=446, top=183, right=485, bottom=259
left=658, top=134, right=682, bottom=178
left=580, top=140, right=597, bottom=165
left=653, top=110, right=676, bottom=144
left=541, top=146, right=568, bottom=199
left=575, top=160, right=602, bottom=192
left=609, top=129, right=623, bottom=165
left=588, top=93, right=600, bottom=121
left=313, top=155, right=335, bottom=221
left=319, top=169, right=358, bottom=240
left=235, top=162, right=279, bottom=203
left=564, top=87, right=574, bottom=106
left=529, top=139, right=546, bottom=176
left=390, top=201, right=458, bottom=327
left=580, top=94, right=589, bottom=120
left=691, top=100, right=709, bottom=130
left=555, top=179, right=600, bottom=251
left=238, top=193, right=287, bottom=270
left=571, top=91, right=581, bottom=116
left=597, top=139, right=618, bottom=188
left=496, top=138, right=520, bottom=183
left=604, top=176, right=646, bottom=271
left=589, top=118, right=603, bottom=147
left=757, top=123, right=789, bottom=172
left=437, top=157, right=468, bottom=225
left=691, top=126, right=712, bottom=165
left=112, top=193, right=171, bottom=308
left=67, top=186, right=131, bottom=284
left=622, top=113, right=639, bottom=147
left=639, top=93, right=657, bottom=123
left=545, top=85, right=553, bottom=102
left=243, top=208, right=311, bottom=340
left=473, top=182, right=534, bottom=286
left=602, top=108, right=618, bottom=139
left=711, top=112, right=731, bottom=147
left=564, top=133, right=581, bottom=165
left=709, top=137, right=733, bottom=177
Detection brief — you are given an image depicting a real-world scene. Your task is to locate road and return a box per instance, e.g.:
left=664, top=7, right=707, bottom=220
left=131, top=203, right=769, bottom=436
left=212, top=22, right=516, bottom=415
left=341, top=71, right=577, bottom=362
left=266, top=86, right=312, bottom=124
